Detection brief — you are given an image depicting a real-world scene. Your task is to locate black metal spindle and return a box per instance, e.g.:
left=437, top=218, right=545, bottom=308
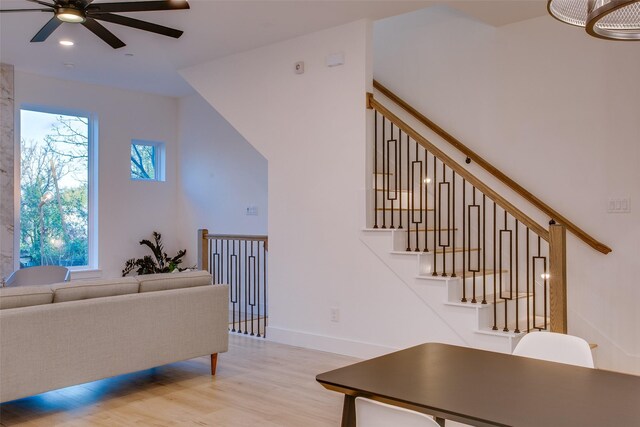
left=257, top=241, right=261, bottom=337
left=526, top=229, right=530, bottom=333
left=469, top=188, right=480, bottom=304
left=263, top=241, right=267, bottom=337
left=374, top=113, right=378, bottom=229
left=388, top=124, right=396, bottom=229
left=451, top=171, right=456, bottom=277
left=461, top=179, right=467, bottom=302
left=482, top=194, right=487, bottom=304
left=423, top=147, right=429, bottom=252
left=406, top=134, right=411, bottom=251
left=515, top=220, right=520, bottom=333
left=382, top=117, right=387, bottom=229
left=492, top=202, right=498, bottom=330
left=440, top=164, right=449, bottom=276
left=432, top=156, right=438, bottom=275
left=398, top=129, right=403, bottom=229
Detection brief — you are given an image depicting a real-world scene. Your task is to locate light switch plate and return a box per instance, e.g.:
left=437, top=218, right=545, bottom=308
left=294, top=61, right=304, bottom=74
left=246, top=206, right=259, bottom=216
left=607, top=198, right=630, bottom=213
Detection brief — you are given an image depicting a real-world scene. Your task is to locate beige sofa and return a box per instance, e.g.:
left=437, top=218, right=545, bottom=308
left=0, top=270, right=229, bottom=403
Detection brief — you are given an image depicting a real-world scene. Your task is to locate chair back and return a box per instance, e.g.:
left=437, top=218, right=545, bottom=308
left=513, top=332, right=594, bottom=368
left=355, top=397, right=440, bottom=427
left=4, top=266, right=71, bottom=287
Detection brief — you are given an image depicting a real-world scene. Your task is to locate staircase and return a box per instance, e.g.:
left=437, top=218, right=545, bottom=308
left=362, top=83, right=610, bottom=353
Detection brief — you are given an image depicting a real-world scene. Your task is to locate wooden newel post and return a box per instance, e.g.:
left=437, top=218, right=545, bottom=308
left=197, top=228, right=209, bottom=272
left=549, top=224, right=567, bottom=334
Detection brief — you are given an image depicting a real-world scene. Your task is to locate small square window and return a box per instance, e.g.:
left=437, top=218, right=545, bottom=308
left=131, top=141, right=165, bottom=181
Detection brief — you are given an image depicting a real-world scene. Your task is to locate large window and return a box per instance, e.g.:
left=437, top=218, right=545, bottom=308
left=19, top=108, right=96, bottom=269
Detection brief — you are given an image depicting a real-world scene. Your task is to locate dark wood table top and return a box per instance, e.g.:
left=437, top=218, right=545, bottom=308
left=316, top=343, right=640, bottom=427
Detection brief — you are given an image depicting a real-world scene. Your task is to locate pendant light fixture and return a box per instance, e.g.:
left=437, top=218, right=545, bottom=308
left=547, top=0, right=640, bottom=40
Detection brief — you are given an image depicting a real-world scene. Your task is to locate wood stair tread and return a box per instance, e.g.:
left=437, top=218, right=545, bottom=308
left=376, top=207, right=434, bottom=211
left=392, top=247, right=480, bottom=255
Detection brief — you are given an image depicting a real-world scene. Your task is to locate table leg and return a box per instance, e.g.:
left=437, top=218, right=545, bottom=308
left=341, top=395, right=356, bottom=427
left=435, top=417, right=446, bottom=427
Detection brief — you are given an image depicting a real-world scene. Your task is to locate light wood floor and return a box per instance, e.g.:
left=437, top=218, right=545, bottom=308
left=0, top=335, right=358, bottom=426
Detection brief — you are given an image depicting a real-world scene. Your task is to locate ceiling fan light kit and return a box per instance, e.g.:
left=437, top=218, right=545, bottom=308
left=56, top=7, right=85, bottom=23
left=0, top=0, right=190, bottom=49
left=547, top=0, right=640, bottom=40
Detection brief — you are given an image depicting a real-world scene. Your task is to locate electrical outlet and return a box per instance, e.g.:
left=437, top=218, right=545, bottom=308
left=330, top=307, right=340, bottom=323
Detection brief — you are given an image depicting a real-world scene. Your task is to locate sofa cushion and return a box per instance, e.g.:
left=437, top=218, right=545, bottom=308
left=137, top=270, right=212, bottom=293
left=0, top=285, right=54, bottom=310
left=51, top=277, right=139, bottom=303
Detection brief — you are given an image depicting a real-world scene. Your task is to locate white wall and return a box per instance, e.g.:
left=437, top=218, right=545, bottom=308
left=181, top=20, right=466, bottom=358
left=374, top=7, right=640, bottom=373
left=14, top=71, right=181, bottom=279
left=176, top=93, right=268, bottom=267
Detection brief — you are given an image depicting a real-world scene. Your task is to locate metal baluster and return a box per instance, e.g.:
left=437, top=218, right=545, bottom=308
left=533, top=236, right=538, bottom=330
left=461, top=179, right=467, bottom=302
left=432, top=156, right=438, bottom=275
left=388, top=123, right=395, bottom=229
left=515, top=220, right=520, bottom=333
left=482, top=194, right=487, bottom=304
left=406, top=134, right=411, bottom=251
left=263, top=241, right=268, bottom=338
left=381, top=117, right=387, bottom=229
left=440, top=164, right=449, bottom=276
left=526, top=229, right=530, bottom=333
left=411, top=141, right=422, bottom=252
left=502, top=211, right=510, bottom=332
left=244, top=240, right=248, bottom=334
left=469, top=188, right=478, bottom=304
left=250, top=241, right=256, bottom=336
left=398, top=129, right=403, bottom=230
left=423, top=147, right=429, bottom=252
left=374, top=113, right=378, bottom=229
left=492, top=202, right=498, bottom=331
left=543, top=238, right=548, bottom=330
left=451, top=171, right=456, bottom=277
left=257, top=240, right=262, bottom=337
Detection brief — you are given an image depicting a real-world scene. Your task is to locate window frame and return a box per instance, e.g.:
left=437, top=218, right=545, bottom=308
left=130, top=140, right=166, bottom=182
left=17, top=104, right=99, bottom=271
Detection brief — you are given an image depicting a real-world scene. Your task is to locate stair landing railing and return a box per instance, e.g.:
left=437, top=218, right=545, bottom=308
left=368, top=93, right=569, bottom=334
left=198, top=229, right=268, bottom=338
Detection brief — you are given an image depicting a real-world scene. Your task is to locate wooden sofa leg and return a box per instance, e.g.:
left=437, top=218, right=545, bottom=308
left=211, top=353, right=218, bottom=376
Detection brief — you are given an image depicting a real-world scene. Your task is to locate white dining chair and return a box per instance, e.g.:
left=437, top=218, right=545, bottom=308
left=355, top=397, right=441, bottom=427
left=512, top=331, right=594, bottom=368
left=4, top=265, right=71, bottom=287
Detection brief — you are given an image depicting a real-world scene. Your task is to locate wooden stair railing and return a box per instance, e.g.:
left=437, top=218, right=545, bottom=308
left=367, top=92, right=568, bottom=334
left=198, top=229, right=268, bottom=338
left=373, top=80, right=611, bottom=255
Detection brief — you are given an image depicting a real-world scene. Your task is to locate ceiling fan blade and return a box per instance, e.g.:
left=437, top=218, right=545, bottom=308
left=90, top=13, right=183, bottom=38
left=0, top=9, right=52, bottom=13
left=30, top=16, right=62, bottom=42
left=82, top=17, right=126, bottom=49
left=24, top=0, right=55, bottom=7
left=87, top=1, right=189, bottom=13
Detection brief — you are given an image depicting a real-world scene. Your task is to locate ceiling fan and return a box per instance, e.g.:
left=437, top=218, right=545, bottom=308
left=0, top=0, right=190, bottom=49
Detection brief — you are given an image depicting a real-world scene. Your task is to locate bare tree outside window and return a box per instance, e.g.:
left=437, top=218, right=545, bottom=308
left=131, top=143, right=156, bottom=180
left=20, top=111, right=90, bottom=268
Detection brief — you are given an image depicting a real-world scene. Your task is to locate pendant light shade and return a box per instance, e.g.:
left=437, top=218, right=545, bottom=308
left=547, top=0, right=640, bottom=40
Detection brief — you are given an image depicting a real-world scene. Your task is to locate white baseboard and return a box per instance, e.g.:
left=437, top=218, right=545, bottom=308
left=266, top=326, right=398, bottom=359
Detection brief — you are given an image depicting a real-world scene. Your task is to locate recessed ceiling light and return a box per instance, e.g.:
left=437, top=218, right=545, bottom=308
left=64, top=63, right=75, bottom=69
left=124, top=53, right=134, bottom=57
left=59, top=40, right=74, bottom=46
